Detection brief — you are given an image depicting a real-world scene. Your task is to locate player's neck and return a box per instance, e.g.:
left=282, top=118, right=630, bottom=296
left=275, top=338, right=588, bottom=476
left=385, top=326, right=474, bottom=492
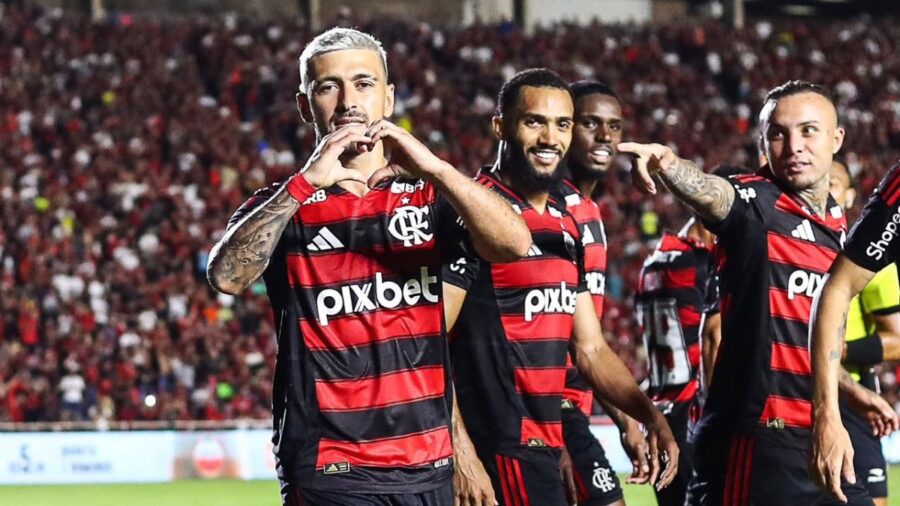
left=497, top=166, right=550, bottom=213
left=568, top=170, right=600, bottom=198
left=794, top=177, right=830, bottom=219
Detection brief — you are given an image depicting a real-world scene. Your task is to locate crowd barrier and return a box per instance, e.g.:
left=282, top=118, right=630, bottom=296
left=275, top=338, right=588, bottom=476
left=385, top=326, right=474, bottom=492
left=1, top=421, right=898, bottom=485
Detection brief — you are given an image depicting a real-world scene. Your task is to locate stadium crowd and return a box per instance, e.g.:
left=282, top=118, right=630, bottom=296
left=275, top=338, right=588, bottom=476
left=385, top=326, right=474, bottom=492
left=2, top=4, right=900, bottom=423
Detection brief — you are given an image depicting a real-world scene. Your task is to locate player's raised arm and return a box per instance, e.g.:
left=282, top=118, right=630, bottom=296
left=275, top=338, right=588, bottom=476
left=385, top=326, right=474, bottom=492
left=366, top=120, right=530, bottom=263
left=618, top=142, right=735, bottom=224
left=569, top=291, right=679, bottom=491
left=207, top=125, right=374, bottom=295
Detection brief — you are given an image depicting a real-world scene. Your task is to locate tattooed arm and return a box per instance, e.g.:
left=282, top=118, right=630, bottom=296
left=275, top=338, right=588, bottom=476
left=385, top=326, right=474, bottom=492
left=208, top=125, right=378, bottom=295
left=207, top=187, right=299, bottom=295
left=809, top=254, right=876, bottom=501
left=618, top=143, right=735, bottom=223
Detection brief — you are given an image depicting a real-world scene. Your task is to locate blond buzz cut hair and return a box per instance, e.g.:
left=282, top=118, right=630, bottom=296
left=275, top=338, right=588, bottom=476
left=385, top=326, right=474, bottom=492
left=298, top=27, right=389, bottom=92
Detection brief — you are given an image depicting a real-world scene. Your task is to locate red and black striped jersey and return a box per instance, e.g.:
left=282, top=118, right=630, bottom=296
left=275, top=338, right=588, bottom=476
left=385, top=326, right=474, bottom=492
left=696, top=167, right=846, bottom=445
left=444, top=169, right=585, bottom=459
left=634, top=231, right=717, bottom=409
left=844, top=161, right=900, bottom=272
left=551, top=179, right=607, bottom=416
left=228, top=175, right=466, bottom=493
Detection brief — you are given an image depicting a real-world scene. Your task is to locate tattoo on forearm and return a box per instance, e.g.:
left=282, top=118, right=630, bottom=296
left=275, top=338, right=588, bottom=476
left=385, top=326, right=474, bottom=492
left=829, top=310, right=848, bottom=363
left=208, top=188, right=299, bottom=292
left=659, top=158, right=735, bottom=222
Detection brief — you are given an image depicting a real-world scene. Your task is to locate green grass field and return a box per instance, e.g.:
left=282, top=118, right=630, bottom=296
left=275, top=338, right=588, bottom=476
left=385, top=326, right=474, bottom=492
left=2, top=468, right=898, bottom=505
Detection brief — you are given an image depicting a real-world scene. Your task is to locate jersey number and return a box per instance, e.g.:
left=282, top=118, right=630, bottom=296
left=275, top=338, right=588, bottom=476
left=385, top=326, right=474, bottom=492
left=639, top=299, right=692, bottom=389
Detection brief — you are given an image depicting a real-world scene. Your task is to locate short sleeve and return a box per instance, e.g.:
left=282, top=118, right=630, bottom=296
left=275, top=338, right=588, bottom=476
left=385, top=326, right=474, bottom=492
left=442, top=254, right=481, bottom=291
left=432, top=185, right=474, bottom=263
left=703, top=175, right=767, bottom=239
left=844, top=163, right=900, bottom=273
left=702, top=269, right=720, bottom=315
left=859, top=263, right=900, bottom=315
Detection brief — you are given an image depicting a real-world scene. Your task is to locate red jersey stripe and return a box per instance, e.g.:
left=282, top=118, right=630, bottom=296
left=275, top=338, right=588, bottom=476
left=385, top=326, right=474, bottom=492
left=300, top=189, right=437, bottom=226
left=491, top=259, right=580, bottom=289
left=316, top=366, right=445, bottom=412
left=519, top=419, right=563, bottom=448
left=687, top=342, right=701, bottom=368
left=885, top=170, right=900, bottom=206
left=766, top=232, right=837, bottom=273
left=678, top=306, right=702, bottom=327
left=758, top=395, right=812, bottom=428
left=315, top=426, right=452, bottom=468
left=664, top=267, right=697, bottom=290
left=287, top=251, right=442, bottom=286
left=768, top=288, right=812, bottom=324
left=514, top=367, right=567, bottom=395
left=500, top=314, right=575, bottom=342
left=770, top=342, right=811, bottom=375
left=300, top=304, right=443, bottom=351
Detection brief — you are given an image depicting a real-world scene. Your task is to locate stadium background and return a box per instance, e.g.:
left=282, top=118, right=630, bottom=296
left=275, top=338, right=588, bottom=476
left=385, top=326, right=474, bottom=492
left=3, top=0, right=900, bottom=504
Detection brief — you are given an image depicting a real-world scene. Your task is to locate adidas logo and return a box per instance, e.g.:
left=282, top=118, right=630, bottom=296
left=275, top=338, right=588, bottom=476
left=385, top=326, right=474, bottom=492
left=790, top=220, right=815, bottom=242
left=582, top=224, right=596, bottom=245
left=307, top=227, right=344, bottom=251
left=527, top=243, right=543, bottom=257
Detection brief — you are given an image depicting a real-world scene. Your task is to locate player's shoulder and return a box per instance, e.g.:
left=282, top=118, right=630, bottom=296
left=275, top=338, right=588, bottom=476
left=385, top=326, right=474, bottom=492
left=475, top=168, right=523, bottom=206
left=872, top=159, right=900, bottom=205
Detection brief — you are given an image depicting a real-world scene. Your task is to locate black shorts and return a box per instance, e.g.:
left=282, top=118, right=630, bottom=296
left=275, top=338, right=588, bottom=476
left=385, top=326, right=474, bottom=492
left=482, top=450, right=568, bottom=506
left=844, top=405, right=888, bottom=499
left=561, top=407, right=624, bottom=506
left=687, top=429, right=873, bottom=506
left=282, top=480, right=454, bottom=506
left=655, top=402, right=693, bottom=506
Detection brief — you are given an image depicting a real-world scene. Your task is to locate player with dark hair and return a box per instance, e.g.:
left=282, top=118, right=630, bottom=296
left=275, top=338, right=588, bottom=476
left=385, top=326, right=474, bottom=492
left=635, top=164, right=749, bottom=506
left=552, top=79, right=640, bottom=506
left=206, top=27, right=531, bottom=506
left=621, top=80, right=877, bottom=505
left=446, top=68, right=678, bottom=506
left=809, top=161, right=900, bottom=505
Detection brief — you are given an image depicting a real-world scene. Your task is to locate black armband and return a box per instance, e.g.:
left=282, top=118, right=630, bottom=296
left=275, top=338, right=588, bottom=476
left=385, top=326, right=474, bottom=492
left=844, top=334, right=884, bottom=365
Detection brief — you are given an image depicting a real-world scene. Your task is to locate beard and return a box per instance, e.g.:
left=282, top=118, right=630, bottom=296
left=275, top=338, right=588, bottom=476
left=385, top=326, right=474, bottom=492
left=503, top=138, right=561, bottom=194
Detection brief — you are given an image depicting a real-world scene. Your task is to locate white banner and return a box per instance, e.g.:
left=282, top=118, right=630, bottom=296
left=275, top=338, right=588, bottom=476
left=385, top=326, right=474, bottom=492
left=0, top=432, right=174, bottom=484
left=0, top=427, right=898, bottom=484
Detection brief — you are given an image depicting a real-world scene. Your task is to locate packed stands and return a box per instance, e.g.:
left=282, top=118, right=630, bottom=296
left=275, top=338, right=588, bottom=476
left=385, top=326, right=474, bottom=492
left=2, top=4, right=899, bottom=422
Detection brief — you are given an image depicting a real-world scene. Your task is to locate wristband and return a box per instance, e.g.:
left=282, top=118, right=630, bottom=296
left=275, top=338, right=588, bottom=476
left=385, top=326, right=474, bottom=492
left=844, top=334, right=884, bottom=365
left=285, top=173, right=318, bottom=204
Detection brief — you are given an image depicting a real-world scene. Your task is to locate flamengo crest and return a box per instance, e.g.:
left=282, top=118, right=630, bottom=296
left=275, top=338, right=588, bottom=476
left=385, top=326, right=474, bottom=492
left=389, top=205, right=434, bottom=247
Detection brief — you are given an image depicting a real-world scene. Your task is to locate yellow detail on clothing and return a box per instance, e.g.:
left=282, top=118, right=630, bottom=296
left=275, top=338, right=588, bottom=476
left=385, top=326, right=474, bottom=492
left=844, top=263, right=899, bottom=382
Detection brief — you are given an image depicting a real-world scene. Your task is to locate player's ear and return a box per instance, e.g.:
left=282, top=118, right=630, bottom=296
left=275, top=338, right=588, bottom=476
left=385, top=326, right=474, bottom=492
left=492, top=115, right=504, bottom=141
left=383, top=83, right=395, bottom=119
left=845, top=188, right=857, bottom=210
left=296, top=91, right=314, bottom=124
left=832, top=126, right=846, bottom=154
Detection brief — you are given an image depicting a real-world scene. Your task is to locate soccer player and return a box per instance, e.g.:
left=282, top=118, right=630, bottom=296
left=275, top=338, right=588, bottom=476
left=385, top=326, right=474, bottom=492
left=621, top=81, right=875, bottom=505
left=635, top=165, right=749, bottom=506
left=552, top=80, right=644, bottom=506
left=830, top=160, right=900, bottom=506
left=206, top=28, right=531, bottom=505
left=445, top=68, right=678, bottom=506
left=810, top=161, right=900, bottom=504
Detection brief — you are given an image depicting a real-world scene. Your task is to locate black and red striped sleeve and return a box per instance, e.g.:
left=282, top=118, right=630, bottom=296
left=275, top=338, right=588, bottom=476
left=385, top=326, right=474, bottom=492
left=704, top=174, right=771, bottom=238
left=844, top=162, right=900, bottom=273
